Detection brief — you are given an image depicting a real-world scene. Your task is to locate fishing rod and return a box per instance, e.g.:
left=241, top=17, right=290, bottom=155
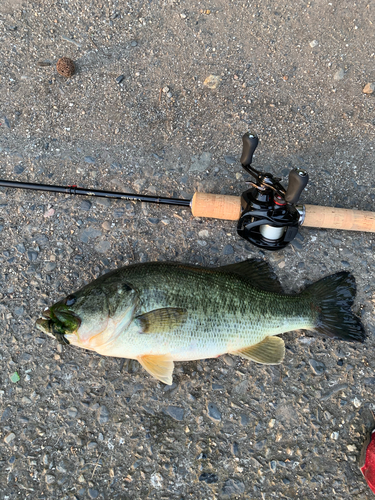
left=1, top=132, right=375, bottom=251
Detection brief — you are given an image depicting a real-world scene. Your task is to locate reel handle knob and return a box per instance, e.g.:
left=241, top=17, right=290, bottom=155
left=240, top=133, right=259, bottom=166
left=285, top=168, right=309, bottom=204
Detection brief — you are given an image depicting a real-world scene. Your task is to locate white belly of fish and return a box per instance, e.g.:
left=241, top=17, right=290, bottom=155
left=93, top=312, right=310, bottom=362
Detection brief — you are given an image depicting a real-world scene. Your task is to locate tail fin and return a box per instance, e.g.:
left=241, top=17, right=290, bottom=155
left=302, top=271, right=366, bottom=343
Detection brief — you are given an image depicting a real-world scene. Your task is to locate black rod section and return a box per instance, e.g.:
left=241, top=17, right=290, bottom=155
left=0, top=180, right=191, bottom=208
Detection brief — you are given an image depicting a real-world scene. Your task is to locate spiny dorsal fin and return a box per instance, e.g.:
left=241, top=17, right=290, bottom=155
left=138, top=354, right=174, bottom=384
left=219, top=259, right=284, bottom=293
left=136, top=308, right=187, bottom=334
left=232, top=336, right=285, bottom=364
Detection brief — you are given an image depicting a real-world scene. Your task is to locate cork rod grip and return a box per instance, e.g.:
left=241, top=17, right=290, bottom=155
left=191, top=192, right=242, bottom=221
left=303, top=205, right=375, bottom=232
left=191, top=192, right=375, bottom=232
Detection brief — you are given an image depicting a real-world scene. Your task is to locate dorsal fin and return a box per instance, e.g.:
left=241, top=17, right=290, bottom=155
left=219, top=259, right=284, bottom=293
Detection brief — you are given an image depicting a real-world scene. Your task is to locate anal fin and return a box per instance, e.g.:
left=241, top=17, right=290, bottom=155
left=138, top=354, right=174, bottom=385
left=232, top=336, right=285, bottom=365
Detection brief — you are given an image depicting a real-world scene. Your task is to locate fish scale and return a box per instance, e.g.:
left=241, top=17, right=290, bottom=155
left=36, top=260, right=366, bottom=384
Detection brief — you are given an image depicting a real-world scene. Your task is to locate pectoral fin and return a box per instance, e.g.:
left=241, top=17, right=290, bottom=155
left=232, top=336, right=285, bottom=365
left=136, top=308, right=187, bottom=334
left=138, top=354, right=174, bottom=385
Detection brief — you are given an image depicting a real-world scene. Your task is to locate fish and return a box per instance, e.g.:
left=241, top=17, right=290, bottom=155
left=35, top=259, right=366, bottom=385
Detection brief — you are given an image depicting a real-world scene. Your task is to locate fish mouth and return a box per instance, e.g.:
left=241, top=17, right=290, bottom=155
left=35, top=307, right=80, bottom=345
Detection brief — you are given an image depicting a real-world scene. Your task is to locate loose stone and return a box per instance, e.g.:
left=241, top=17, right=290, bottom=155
left=221, top=478, right=245, bottom=497
left=4, top=433, right=16, bottom=444
left=80, top=201, right=92, bottom=211
left=203, top=75, right=221, bottom=89
left=95, top=240, right=111, bottom=253
left=207, top=403, right=221, bottom=422
left=14, top=165, right=25, bottom=174
left=223, top=244, right=234, bottom=255
left=309, top=359, right=326, bottom=375
left=97, top=406, right=109, bottom=424
left=352, top=397, right=361, bottom=408
left=199, top=472, right=218, bottom=483
left=150, top=473, right=163, bottom=489
left=190, top=152, right=212, bottom=172
left=363, top=82, right=375, bottom=94
left=163, top=406, right=184, bottom=421
left=334, top=68, right=345, bottom=80
left=67, top=407, right=78, bottom=418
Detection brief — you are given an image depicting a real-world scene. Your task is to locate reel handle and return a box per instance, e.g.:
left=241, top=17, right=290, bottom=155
left=285, top=169, right=309, bottom=203
left=240, top=133, right=259, bottom=166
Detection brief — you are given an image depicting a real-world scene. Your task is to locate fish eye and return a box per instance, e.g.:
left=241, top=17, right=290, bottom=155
left=65, top=295, right=76, bottom=306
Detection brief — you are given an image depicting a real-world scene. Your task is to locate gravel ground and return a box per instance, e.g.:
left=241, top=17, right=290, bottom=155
left=1, top=0, right=375, bottom=499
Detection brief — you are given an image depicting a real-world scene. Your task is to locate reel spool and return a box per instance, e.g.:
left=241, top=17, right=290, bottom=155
left=237, top=133, right=308, bottom=250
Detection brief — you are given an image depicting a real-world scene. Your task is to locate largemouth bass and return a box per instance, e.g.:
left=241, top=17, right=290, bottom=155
left=36, top=259, right=366, bottom=384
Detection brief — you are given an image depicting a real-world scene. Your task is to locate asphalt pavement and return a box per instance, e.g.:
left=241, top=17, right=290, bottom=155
left=0, top=0, right=375, bottom=498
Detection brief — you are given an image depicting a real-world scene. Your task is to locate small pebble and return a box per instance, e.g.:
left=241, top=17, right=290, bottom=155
left=67, top=407, right=78, bottom=418
left=4, top=433, right=16, bottom=444
left=223, top=244, right=234, bottom=255
left=352, top=397, right=361, bottom=408
left=309, top=40, right=319, bottom=48
left=102, top=221, right=111, bottom=231
left=45, top=474, right=56, bottom=484
left=207, top=403, right=221, bottom=422
left=221, top=478, right=245, bottom=497
left=80, top=200, right=92, bottom=211
left=95, top=240, right=111, bottom=253
left=97, top=405, right=109, bottom=424
left=224, top=155, right=236, bottom=164
left=199, top=473, right=218, bottom=483
left=84, top=156, right=96, bottom=164
left=240, top=414, right=249, bottom=426
left=363, top=82, right=375, bottom=94
left=56, top=57, right=75, bottom=77
left=308, top=359, right=326, bottom=375
left=80, top=227, right=102, bottom=243
left=116, top=75, right=125, bottom=84
left=14, top=165, right=24, bottom=174
left=198, top=230, right=209, bottom=238
left=203, top=75, right=221, bottom=89
left=96, top=198, right=111, bottom=207
left=163, top=406, right=184, bottom=421
left=222, top=354, right=235, bottom=366
left=334, top=68, right=345, bottom=81
left=9, top=372, right=20, bottom=383
left=45, top=262, right=56, bottom=272
left=150, top=473, right=163, bottom=489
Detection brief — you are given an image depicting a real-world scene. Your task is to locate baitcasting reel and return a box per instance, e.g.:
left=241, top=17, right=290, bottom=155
left=237, top=133, right=308, bottom=250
